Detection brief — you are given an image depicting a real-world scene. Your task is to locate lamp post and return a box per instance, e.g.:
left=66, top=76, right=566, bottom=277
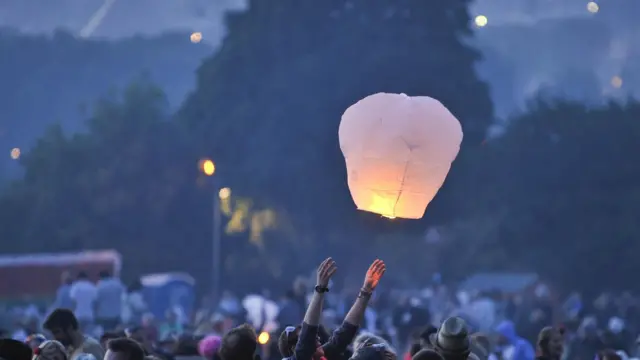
left=199, top=159, right=226, bottom=304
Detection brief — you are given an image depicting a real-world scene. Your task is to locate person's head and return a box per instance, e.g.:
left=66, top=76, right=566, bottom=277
left=76, top=271, right=88, bottom=280
left=598, top=350, right=622, bottom=360
left=350, top=343, right=396, bottom=360
left=129, top=280, right=143, bottom=292
left=106, top=338, right=146, bottom=360
left=419, top=326, right=438, bottom=348
left=494, top=320, right=516, bottom=347
left=0, top=338, right=33, bottom=360
left=33, top=340, right=68, bottom=360
left=198, top=335, right=222, bottom=360
left=61, top=271, right=72, bottom=286
left=430, top=317, right=470, bottom=360
left=278, top=325, right=324, bottom=359
left=100, top=270, right=112, bottom=279
left=102, top=332, right=123, bottom=349
left=283, top=290, right=295, bottom=301
left=278, top=325, right=300, bottom=358
left=537, top=327, right=564, bottom=359
left=141, top=313, right=155, bottom=327
left=412, top=349, right=445, bottom=360
left=220, top=324, right=258, bottom=360
left=353, top=332, right=394, bottom=352
left=165, top=309, right=177, bottom=322
left=125, top=327, right=145, bottom=344
left=409, top=343, right=423, bottom=357
left=212, top=317, right=226, bottom=334
left=43, top=309, right=79, bottom=346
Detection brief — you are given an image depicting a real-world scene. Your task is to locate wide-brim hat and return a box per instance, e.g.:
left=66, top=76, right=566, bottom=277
left=429, top=317, right=470, bottom=355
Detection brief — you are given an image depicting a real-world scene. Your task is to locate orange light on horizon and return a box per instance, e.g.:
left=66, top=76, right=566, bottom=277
left=199, top=159, right=215, bottom=176
left=10, top=148, right=20, bottom=160
left=190, top=32, right=203, bottom=43
left=219, top=187, right=231, bottom=200
left=611, top=76, right=623, bottom=88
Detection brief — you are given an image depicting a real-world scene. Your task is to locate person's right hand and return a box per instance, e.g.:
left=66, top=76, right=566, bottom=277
left=316, top=257, right=337, bottom=287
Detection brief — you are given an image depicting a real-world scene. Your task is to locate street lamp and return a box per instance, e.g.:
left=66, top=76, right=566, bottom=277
left=198, top=158, right=226, bottom=304
left=200, top=159, right=215, bottom=176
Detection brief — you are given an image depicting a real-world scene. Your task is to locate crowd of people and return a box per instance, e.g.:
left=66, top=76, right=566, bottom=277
left=0, top=258, right=638, bottom=360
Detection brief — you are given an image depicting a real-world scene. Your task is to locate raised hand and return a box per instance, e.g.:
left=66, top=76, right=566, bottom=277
left=316, top=257, right=337, bottom=287
left=362, top=259, right=386, bottom=292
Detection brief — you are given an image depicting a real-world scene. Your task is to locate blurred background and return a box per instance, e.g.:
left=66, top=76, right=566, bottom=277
left=0, top=0, right=639, bottom=352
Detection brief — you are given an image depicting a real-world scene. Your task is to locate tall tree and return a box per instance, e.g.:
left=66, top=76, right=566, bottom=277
left=0, top=80, right=204, bottom=278
left=179, top=0, right=494, bottom=250
left=0, top=29, right=213, bottom=180
left=479, top=100, right=640, bottom=291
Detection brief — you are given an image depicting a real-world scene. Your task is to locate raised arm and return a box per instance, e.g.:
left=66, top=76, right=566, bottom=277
left=294, top=258, right=337, bottom=360
left=323, top=259, right=386, bottom=359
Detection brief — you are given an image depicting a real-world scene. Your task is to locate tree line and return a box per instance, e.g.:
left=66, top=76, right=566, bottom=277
left=0, top=1, right=638, bottom=293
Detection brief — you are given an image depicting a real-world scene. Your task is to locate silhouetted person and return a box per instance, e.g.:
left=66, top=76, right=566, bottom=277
left=219, top=324, right=259, bottom=360
left=536, top=327, right=564, bottom=360
left=430, top=317, right=479, bottom=360
left=105, top=338, right=146, bottom=360
left=0, top=338, right=33, bottom=360
left=43, top=308, right=104, bottom=360
left=413, top=349, right=445, bottom=360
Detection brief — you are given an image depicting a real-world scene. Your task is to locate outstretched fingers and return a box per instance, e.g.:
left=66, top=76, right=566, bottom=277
left=318, top=257, right=337, bottom=280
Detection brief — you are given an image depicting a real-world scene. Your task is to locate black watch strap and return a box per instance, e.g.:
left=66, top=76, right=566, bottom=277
left=314, top=285, right=329, bottom=293
left=358, top=288, right=373, bottom=298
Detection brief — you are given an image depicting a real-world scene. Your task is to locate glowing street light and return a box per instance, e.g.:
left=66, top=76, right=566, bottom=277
left=10, top=148, right=20, bottom=160
left=190, top=32, right=203, bottom=43
left=611, top=76, right=623, bottom=88
left=474, top=15, right=488, bottom=27
left=199, top=159, right=215, bottom=176
left=219, top=187, right=231, bottom=200
left=587, top=2, right=599, bottom=13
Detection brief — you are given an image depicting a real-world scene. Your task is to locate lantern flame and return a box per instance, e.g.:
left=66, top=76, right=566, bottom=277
left=364, top=193, right=397, bottom=219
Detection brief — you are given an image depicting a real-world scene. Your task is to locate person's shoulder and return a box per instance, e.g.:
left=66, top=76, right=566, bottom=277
left=82, top=336, right=102, bottom=349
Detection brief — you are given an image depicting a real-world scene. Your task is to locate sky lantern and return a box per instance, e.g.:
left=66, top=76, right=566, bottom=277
left=339, top=93, right=463, bottom=219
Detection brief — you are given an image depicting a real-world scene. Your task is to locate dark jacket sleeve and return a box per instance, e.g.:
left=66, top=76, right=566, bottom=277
left=322, top=321, right=359, bottom=360
left=294, top=322, right=320, bottom=360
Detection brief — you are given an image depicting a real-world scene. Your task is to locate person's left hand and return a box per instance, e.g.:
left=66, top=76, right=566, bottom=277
left=362, top=259, right=386, bottom=292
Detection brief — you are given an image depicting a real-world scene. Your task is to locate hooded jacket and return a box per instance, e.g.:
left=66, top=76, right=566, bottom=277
left=496, top=321, right=534, bottom=360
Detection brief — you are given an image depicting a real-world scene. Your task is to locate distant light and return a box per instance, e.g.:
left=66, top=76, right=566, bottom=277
left=258, top=332, right=270, bottom=345
left=219, top=187, right=231, bottom=200
left=10, top=148, right=20, bottom=160
left=199, top=159, right=215, bottom=176
left=474, top=15, right=488, bottom=27
left=587, top=2, right=599, bottom=13
left=611, top=76, right=623, bottom=88
left=190, top=32, right=203, bottom=43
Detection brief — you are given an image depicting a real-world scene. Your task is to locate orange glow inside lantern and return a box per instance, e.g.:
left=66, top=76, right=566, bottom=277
left=339, top=93, right=463, bottom=219
left=367, top=193, right=396, bottom=219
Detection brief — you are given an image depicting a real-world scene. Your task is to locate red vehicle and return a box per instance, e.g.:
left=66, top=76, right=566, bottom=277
left=0, top=250, right=122, bottom=299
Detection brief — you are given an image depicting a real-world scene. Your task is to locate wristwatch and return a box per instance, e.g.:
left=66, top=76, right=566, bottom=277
left=314, top=285, right=329, bottom=293
left=358, top=288, right=373, bottom=298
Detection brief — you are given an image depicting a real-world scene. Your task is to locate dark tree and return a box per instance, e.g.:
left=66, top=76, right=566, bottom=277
left=178, top=0, right=494, bottom=248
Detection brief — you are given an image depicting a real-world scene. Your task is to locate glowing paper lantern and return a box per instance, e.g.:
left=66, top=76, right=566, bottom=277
left=339, top=93, right=463, bottom=219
